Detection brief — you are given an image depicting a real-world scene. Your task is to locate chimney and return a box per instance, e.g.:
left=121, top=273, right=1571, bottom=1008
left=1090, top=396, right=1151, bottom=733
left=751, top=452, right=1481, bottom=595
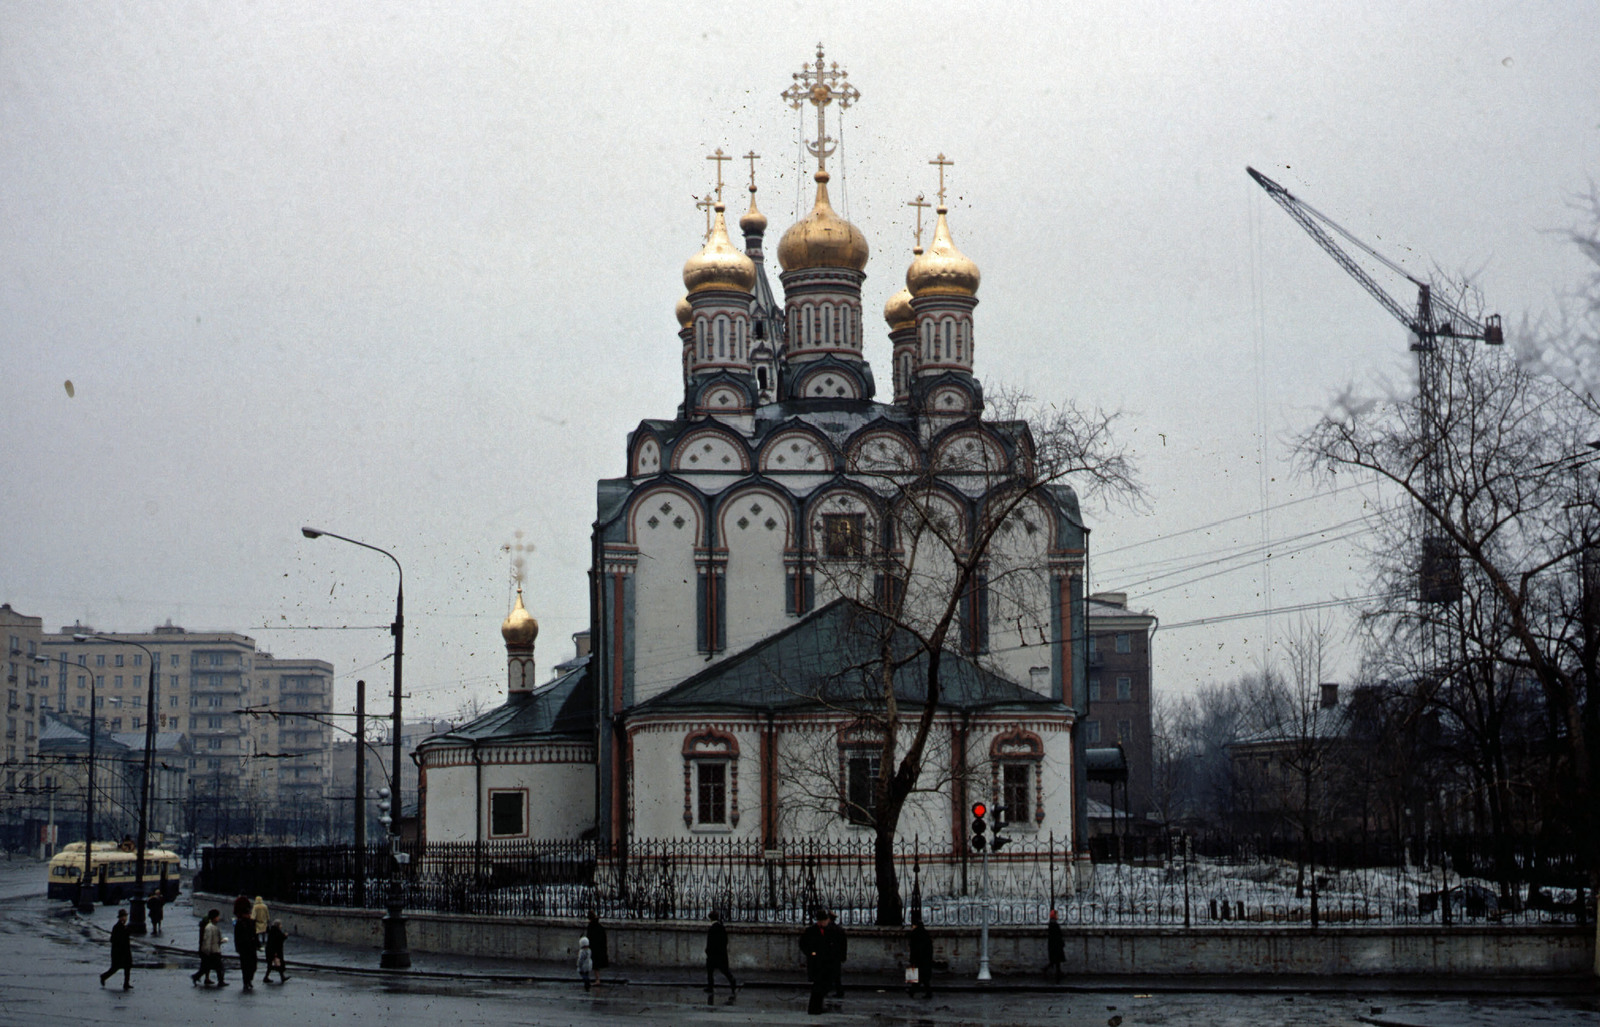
left=572, top=630, right=592, bottom=660
left=1319, top=682, right=1338, bottom=709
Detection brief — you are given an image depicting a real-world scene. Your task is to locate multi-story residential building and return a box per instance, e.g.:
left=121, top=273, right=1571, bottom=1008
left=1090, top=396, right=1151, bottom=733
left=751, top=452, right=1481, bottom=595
left=34, top=617, right=333, bottom=844
left=1, top=604, right=47, bottom=850
left=1083, top=592, right=1157, bottom=824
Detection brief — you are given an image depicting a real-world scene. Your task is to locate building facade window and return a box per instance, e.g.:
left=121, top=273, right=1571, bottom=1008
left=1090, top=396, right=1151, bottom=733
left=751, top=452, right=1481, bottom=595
left=488, top=789, right=527, bottom=837
left=681, top=729, right=739, bottom=830
left=1117, top=719, right=1132, bottom=741
left=844, top=752, right=879, bottom=826
left=1088, top=677, right=1101, bottom=702
left=1086, top=720, right=1100, bottom=743
left=1115, top=632, right=1130, bottom=653
left=989, top=728, right=1046, bottom=826
left=1116, top=676, right=1131, bottom=700
left=1001, top=763, right=1030, bottom=823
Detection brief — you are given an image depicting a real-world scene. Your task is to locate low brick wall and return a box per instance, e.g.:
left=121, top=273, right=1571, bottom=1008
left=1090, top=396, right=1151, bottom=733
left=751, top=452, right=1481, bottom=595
left=198, top=894, right=1592, bottom=977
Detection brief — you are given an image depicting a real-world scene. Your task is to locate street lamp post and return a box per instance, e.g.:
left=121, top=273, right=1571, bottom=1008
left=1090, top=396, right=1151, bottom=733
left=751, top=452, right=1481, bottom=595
left=76, top=633, right=159, bottom=935
left=76, top=668, right=98, bottom=915
left=301, top=526, right=410, bottom=969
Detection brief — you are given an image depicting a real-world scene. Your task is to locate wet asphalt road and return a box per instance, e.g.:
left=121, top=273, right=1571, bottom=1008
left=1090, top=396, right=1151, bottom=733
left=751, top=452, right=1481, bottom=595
left=0, top=860, right=1596, bottom=1026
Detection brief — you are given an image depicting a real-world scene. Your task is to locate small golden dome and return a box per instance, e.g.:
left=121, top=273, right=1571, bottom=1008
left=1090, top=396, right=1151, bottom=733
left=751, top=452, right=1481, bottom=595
left=906, top=208, right=979, bottom=298
left=884, top=287, right=914, bottom=330
left=777, top=171, right=869, bottom=273
left=683, top=205, right=756, bottom=294
left=500, top=588, right=539, bottom=646
left=739, top=187, right=767, bottom=235
left=675, top=295, right=692, bottom=328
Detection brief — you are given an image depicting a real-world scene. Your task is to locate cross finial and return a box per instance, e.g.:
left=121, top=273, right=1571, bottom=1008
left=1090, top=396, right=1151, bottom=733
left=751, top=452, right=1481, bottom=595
left=780, top=44, right=860, bottom=174
left=908, top=193, right=931, bottom=251
left=706, top=148, right=732, bottom=203
left=743, top=151, right=761, bottom=193
left=930, top=154, right=954, bottom=208
left=695, top=195, right=714, bottom=240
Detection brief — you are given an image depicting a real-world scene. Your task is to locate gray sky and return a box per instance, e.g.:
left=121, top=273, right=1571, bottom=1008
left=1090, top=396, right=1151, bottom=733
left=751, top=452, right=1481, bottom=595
left=4, top=1, right=1597, bottom=721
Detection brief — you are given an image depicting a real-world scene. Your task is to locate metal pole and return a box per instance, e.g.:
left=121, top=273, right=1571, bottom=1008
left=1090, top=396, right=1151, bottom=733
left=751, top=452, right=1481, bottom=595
left=354, top=679, right=366, bottom=908
left=130, top=644, right=157, bottom=934
left=77, top=673, right=96, bottom=914
left=381, top=575, right=409, bottom=969
left=977, top=827, right=992, bottom=981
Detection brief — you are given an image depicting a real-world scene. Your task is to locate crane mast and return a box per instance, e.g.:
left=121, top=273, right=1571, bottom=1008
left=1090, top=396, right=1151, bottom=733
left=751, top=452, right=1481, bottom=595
left=1247, top=166, right=1503, bottom=606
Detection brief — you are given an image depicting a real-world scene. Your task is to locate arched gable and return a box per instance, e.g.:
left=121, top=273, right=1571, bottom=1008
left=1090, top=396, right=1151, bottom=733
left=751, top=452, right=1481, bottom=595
left=671, top=426, right=752, bottom=474
left=758, top=425, right=836, bottom=474
left=717, top=483, right=798, bottom=652
left=845, top=424, right=922, bottom=474
left=631, top=432, right=663, bottom=478
left=931, top=425, right=1010, bottom=474
left=627, top=483, right=708, bottom=546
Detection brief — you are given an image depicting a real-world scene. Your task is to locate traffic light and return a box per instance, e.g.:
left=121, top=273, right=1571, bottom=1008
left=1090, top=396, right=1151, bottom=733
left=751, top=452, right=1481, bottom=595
left=970, top=802, right=987, bottom=851
left=990, top=807, right=1011, bottom=851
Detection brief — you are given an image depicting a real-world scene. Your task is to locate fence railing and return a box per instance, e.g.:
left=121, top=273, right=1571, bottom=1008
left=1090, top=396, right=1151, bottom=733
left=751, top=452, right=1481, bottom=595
left=198, top=833, right=1588, bottom=928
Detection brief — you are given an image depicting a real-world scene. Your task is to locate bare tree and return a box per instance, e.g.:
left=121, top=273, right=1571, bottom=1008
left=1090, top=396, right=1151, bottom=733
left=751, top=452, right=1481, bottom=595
left=803, top=390, right=1140, bottom=924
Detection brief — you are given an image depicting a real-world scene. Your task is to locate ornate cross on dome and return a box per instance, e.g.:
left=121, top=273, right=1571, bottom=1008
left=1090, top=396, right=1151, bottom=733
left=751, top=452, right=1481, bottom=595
left=706, top=148, right=731, bottom=203
left=930, top=153, right=954, bottom=208
left=743, top=150, right=760, bottom=192
left=781, top=44, right=860, bottom=173
left=908, top=193, right=930, bottom=251
left=695, top=195, right=714, bottom=240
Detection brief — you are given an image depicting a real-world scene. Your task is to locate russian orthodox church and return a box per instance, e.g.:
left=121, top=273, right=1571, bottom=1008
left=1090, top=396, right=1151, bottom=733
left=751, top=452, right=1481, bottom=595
left=418, top=49, right=1090, bottom=870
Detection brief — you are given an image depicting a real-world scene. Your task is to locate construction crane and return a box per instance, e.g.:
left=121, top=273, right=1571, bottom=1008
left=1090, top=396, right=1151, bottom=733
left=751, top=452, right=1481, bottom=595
left=1247, top=166, right=1503, bottom=605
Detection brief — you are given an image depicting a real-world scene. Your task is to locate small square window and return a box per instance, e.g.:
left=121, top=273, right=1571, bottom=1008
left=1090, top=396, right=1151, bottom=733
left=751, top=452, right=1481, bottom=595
left=489, top=790, right=525, bottom=837
left=1115, top=633, right=1130, bottom=654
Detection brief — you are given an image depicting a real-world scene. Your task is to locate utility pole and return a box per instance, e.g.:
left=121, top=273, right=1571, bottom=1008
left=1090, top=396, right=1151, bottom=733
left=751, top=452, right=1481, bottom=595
left=354, top=679, right=365, bottom=908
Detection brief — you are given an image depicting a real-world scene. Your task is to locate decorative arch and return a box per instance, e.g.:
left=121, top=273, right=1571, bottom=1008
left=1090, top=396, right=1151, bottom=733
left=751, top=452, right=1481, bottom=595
left=671, top=427, right=752, bottom=473
left=932, top=427, right=1009, bottom=473
left=632, top=433, right=663, bottom=477
left=626, top=483, right=708, bottom=546
left=795, top=365, right=862, bottom=400
left=846, top=426, right=922, bottom=474
left=759, top=426, right=836, bottom=474
left=989, top=727, right=1046, bottom=826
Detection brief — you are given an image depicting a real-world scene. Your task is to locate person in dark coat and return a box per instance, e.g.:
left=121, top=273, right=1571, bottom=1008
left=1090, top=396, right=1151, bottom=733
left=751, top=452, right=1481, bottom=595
left=99, top=909, right=133, bottom=988
left=906, top=913, right=933, bottom=998
left=799, top=909, right=842, bottom=1015
left=146, top=890, right=165, bottom=936
left=827, top=914, right=847, bottom=997
left=233, top=894, right=254, bottom=920
left=584, top=911, right=608, bottom=985
left=704, top=910, right=738, bottom=995
left=263, top=919, right=289, bottom=983
left=1045, top=908, right=1066, bottom=981
left=234, top=912, right=258, bottom=990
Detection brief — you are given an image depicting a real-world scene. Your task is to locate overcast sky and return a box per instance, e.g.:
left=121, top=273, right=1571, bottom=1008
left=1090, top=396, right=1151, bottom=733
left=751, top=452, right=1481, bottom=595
left=4, top=2, right=1598, bottom=722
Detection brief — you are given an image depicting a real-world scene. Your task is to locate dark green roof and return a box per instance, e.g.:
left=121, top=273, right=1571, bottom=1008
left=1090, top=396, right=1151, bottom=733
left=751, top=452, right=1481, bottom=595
left=635, top=598, right=1064, bottom=714
left=420, top=660, right=592, bottom=746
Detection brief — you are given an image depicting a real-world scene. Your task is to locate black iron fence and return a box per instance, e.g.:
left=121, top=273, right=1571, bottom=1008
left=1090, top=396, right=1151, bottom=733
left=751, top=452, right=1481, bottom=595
left=199, top=833, right=1588, bottom=928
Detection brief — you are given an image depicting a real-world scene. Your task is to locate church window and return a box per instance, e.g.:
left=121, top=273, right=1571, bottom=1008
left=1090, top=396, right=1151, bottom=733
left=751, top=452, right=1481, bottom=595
left=757, top=366, right=769, bottom=391
left=1001, top=763, right=1030, bottom=824
left=844, top=752, right=879, bottom=826
left=823, top=513, right=866, bottom=559
left=943, top=321, right=953, bottom=361
left=717, top=318, right=726, bottom=358
left=696, top=762, right=727, bottom=825
left=488, top=789, right=527, bottom=837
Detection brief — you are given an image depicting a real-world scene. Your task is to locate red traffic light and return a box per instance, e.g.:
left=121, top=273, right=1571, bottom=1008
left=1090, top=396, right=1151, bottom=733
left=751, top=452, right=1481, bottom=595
left=971, top=802, right=986, bottom=818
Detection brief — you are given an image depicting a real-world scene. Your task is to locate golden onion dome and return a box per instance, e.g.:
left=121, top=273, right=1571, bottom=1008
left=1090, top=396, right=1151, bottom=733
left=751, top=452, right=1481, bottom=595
left=500, top=588, right=539, bottom=646
left=906, top=208, right=979, bottom=298
left=739, top=187, right=768, bottom=235
left=884, top=287, right=914, bottom=330
left=683, top=205, right=756, bottom=294
left=675, top=294, right=692, bottom=328
left=777, top=171, right=869, bottom=273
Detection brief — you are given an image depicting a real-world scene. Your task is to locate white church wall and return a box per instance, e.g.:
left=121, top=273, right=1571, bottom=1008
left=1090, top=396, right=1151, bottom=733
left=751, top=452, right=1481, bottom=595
left=424, top=761, right=477, bottom=842
left=719, top=486, right=793, bottom=656
left=983, top=493, right=1057, bottom=690
left=631, top=487, right=703, bottom=704
left=421, top=748, right=596, bottom=842
left=628, top=721, right=763, bottom=840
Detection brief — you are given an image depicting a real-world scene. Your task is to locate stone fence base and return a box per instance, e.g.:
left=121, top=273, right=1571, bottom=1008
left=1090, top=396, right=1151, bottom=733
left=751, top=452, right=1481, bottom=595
left=198, top=894, right=1591, bottom=977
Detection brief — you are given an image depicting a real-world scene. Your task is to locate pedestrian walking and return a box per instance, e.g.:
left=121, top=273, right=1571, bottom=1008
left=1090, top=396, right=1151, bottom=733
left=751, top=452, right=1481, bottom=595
left=799, top=909, right=842, bottom=1015
left=252, top=895, right=270, bottom=947
left=906, top=913, right=933, bottom=999
left=263, top=920, right=289, bottom=983
left=577, top=936, right=593, bottom=991
left=235, top=911, right=258, bottom=990
left=584, top=911, right=608, bottom=985
left=1045, top=908, right=1065, bottom=981
left=829, top=914, right=848, bottom=996
left=704, top=910, right=738, bottom=995
left=233, top=894, right=253, bottom=920
left=192, top=909, right=227, bottom=986
left=99, top=908, right=133, bottom=989
left=146, top=890, right=165, bottom=936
